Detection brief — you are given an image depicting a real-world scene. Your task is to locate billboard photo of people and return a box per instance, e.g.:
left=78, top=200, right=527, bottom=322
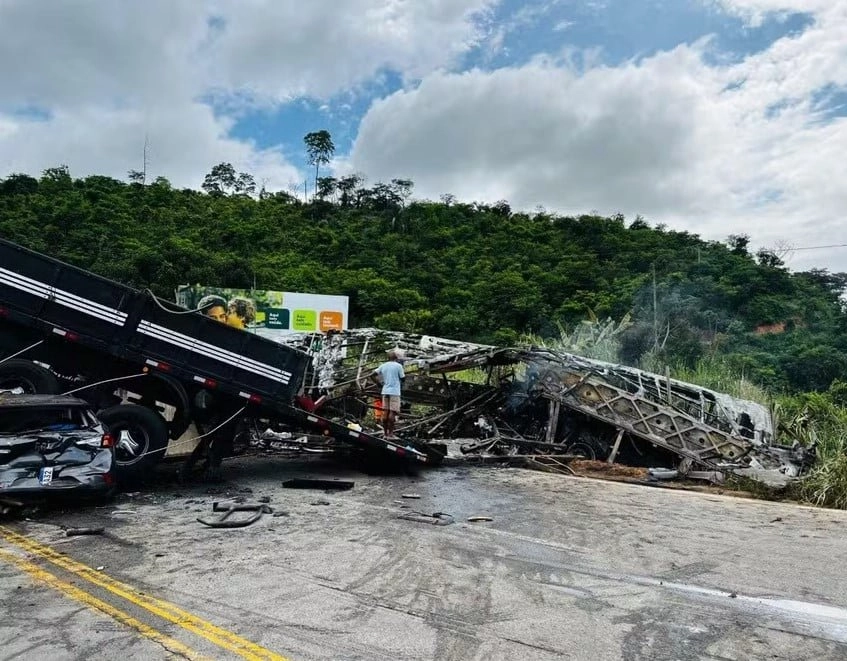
left=178, top=286, right=348, bottom=341
left=197, top=294, right=229, bottom=324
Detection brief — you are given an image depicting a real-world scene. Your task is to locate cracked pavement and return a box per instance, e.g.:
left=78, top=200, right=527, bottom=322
left=2, top=457, right=847, bottom=660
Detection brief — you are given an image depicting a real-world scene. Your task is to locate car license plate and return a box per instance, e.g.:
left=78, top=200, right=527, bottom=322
left=38, top=467, right=54, bottom=486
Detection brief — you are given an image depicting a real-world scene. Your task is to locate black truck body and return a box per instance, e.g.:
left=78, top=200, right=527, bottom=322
left=0, top=238, right=432, bottom=476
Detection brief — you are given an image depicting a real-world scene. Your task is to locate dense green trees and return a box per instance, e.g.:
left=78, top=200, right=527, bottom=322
left=1, top=164, right=845, bottom=395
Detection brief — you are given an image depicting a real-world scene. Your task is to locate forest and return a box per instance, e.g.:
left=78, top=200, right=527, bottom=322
left=2, top=161, right=847, bottom=506
left=1, top=163, right=845, bottom=393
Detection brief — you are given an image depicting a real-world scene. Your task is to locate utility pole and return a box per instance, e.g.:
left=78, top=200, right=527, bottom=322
left=652, top=263, right=658, bottom=350
left=142, top=133, right=149, bottom=185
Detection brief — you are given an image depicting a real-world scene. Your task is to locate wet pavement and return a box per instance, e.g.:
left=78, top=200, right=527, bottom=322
left=2, top=456, right=847, bottom=660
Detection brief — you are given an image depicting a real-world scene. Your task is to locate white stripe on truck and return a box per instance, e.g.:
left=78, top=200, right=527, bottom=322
left=0, top=267, right=127, bottom=325
left=0, top=268, right=294, bottom=386
left=137, top=320, right=293, bottom=385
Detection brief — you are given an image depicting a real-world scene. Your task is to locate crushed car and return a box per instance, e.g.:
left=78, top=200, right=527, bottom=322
left=0, top=394, right=116, bottom=502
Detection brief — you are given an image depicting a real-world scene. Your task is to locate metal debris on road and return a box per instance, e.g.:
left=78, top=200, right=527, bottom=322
left=65, top=527, right=105, bottom=537
left=197, top=502, right=273, bottom=528
left=282, top=479, right=354, bottom=491
left=398, top=511, right=454, bottom=526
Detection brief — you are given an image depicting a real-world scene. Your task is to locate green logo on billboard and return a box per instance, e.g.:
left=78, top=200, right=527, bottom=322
left=292, top=309, right=317, bottom=331
left=265, top=308, right=290, bottom=329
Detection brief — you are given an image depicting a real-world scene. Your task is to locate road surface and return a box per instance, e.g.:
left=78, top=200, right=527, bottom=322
left=2, top=457, right=846, bottom=660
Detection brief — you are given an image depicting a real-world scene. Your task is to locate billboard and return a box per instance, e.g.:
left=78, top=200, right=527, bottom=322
left=175, top=285, right=348, bottom=341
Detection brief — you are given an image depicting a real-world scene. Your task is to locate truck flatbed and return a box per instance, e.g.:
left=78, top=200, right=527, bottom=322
left=0, top=238, right=433, bottom=472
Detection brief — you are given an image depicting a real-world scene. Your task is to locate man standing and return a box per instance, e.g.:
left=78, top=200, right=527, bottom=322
left=373, top=350, right=404, bottom=439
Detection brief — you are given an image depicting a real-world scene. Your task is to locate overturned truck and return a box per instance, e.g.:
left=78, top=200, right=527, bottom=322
left=0, top=239, right=441, bottom=485
left=285, top=329, right=815, bottom=485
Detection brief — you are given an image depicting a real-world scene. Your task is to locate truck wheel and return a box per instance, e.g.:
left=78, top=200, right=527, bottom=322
left=98, top=404, right=169, bottom=481
left=0, top=359, right=61, bottom=394
left=566, top=440, right=599, bottom=460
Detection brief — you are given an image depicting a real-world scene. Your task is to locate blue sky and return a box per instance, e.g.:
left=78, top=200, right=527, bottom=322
left=1, top=0, right=846, bottom=271
left=226, top=0, right=820, bottom=171
left=473, top=0, right=813, bottom=68
left=227, top=74, right=402, bottom=164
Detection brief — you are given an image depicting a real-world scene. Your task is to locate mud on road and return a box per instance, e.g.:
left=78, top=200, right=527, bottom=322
left=2, top=457, right=847, bottom=660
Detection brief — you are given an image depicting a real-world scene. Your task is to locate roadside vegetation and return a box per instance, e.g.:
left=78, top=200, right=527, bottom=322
left=777, top=389, right=847, bottom=509
left=2, top=149, right=847, bottom=507
left=674, top=358, right=847, bottom=509
left=524, top=319, right=847, bottom=508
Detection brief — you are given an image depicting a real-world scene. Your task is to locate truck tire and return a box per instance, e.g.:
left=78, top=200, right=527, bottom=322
left=98, top=404, right=169, bottom=481
left=0, top=359, right=61, bottom=394
left=566, top=439, right=606, bottom=461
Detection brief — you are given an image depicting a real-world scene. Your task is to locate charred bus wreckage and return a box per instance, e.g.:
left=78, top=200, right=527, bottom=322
left=0, top=238, right=814, bottom=490
left=280, top=329, right=816, bottom=487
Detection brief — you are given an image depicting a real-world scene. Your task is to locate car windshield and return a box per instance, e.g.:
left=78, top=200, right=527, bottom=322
left=0, top=406, right=93, bottom=434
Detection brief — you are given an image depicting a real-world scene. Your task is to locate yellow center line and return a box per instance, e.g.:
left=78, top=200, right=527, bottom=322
left=0, top=548, right=208, bottom=660
left=0, top=526, right=292, bottom=661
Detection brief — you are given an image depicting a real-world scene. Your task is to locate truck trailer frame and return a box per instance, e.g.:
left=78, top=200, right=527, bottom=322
left=0, top=239, right=435, bottom=479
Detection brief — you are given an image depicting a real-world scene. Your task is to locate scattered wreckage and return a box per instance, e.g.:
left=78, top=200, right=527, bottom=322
left=0, top=237, right=816, bottom=497
left=278, top=328, right=816, bottom=487
left=0, top=237, right=440, bottom=498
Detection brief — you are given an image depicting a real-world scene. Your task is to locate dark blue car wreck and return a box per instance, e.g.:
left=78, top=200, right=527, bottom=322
left=0, top=395, right=115, bottom=502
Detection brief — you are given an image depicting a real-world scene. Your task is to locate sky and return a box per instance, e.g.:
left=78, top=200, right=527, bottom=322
left=1, top=0, right=846, bottom=272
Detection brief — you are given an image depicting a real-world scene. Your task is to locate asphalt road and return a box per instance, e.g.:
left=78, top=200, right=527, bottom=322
left=2, top=457, right=847, bottom=660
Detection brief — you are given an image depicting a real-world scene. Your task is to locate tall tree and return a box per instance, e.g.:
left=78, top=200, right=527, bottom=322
left=727, top=234, right=750, bottom=256
left=337, top=173, right=363, bottom=206
left=42, top=165, right=71, bottom=183
left=234, top=172, right=256, bottom=196
left=202, top=163, right=255, bottom=197
left=316, top=176, right=337, bottom=201
left=202, top=162, right=237, bottom=196
left=304, top=130, right=335, bottom=198
left=391, top=178, right=414, bottom=206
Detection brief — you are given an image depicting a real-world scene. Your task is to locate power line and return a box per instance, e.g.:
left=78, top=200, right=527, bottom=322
left=784, top=243, right=847, bottom=252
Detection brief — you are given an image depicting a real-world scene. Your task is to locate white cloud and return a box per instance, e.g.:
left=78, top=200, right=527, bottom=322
left=3, top=0, right=846, bottom=272
left=206, top=0, right=494, bottom=102
left=0, top=0, right=494, bottom=187
left=349, top=4, right=847, bottom=271
left=0, top=103, right=301, bottom=192
left=0, top=1, right=204, bottom=110
left=706, top=0, right=831, bottom=27
left=351, top=49, right=723, bottom=222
